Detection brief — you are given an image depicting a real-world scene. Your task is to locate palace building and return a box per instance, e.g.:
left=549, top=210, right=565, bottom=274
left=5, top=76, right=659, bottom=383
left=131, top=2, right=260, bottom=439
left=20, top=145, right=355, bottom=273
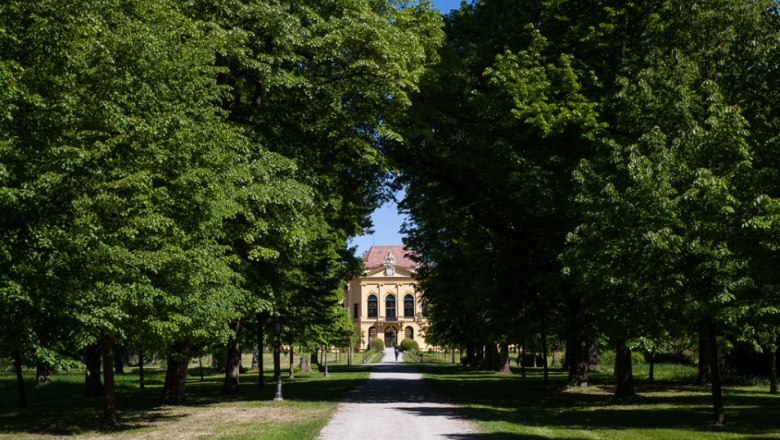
left=345, top=245, right=430, bottom=350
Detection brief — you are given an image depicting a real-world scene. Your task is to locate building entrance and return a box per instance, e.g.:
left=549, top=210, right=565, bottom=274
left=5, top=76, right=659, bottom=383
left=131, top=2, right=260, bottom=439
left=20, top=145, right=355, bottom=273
left=384, top=327, right=397, bottom=348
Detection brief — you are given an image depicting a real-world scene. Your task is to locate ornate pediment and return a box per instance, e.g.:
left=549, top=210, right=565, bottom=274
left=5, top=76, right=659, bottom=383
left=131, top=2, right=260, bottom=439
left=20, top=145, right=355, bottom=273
left=364, top=264, right=414, bottom=278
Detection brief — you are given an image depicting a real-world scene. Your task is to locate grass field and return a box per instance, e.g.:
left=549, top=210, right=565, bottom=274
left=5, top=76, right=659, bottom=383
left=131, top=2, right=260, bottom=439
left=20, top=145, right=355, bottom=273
left=0, top=350, right=382, bottom=439
left=414, top=353, right=780, bottom=439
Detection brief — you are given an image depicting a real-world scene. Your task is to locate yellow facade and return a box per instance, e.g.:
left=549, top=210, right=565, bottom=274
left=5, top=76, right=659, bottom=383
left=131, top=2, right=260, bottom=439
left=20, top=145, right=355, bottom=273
left=344, top=246, right=430, bottom=350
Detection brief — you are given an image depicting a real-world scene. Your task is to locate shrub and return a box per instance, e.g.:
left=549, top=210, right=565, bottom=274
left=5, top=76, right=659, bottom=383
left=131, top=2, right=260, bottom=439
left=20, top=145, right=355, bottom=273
left=400, top=338, right=419, bottom=353
left=371, top=338, right=385, bottom=353
left=600, top=350, right=647, bottom=367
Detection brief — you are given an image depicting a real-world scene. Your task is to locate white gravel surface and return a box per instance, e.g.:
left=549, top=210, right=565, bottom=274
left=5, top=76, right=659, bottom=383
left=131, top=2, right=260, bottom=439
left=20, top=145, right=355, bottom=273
left=318, top=348, right=477, bottom=440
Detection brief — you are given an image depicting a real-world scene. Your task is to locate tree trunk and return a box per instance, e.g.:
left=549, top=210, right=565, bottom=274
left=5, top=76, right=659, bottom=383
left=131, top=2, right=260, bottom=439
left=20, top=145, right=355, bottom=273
left=161, top=339, right=192, bottom=405
left=770, top=346, right=777, bottom=395
left=541, top=319, right=549, bottom=384
left=100, top=336, right=119, bottom=429
left=770, top=328, right=777, bottom=395
left=475, top=341, right=484, bottom=369
left=36, top=362, right=51, bottom=385
left=348, top=347, right=353, bottom=366
left=697, top=319, right=710, bottom=385
left=707, top=320, right=725, bottom=425
left=483, top=343, right=492, bottom=370
left=490, top=343, right=500, bottom=370
left=520, top=345, right=526, bottom=378
left=567, top=297, right=589, bottom=386
left=113, top=346, right=125, bottom=375
left=289, top=346, right=295, bottom=379
left=498, top=343, right=511, bottom=373
left=311, top=351, right=321, bottom=370
left=465, top=341, right=475, bottom=367
left=84, top=343, right=104, bottom=397
left=323, top=348, right=329, bottom=377
left=301, top=355, right=312, bottom=373
left=649, top=345, right=656, bottom=381
left=211, top=350, right=226, bottom=374
left=14, top=349, right=27, bottom=408
left=251, top=349, right=259, bottom=371
left=223, top=319, right=242, bottom=394
left=614, top=341, right=636, bottom=398
left=588, top=341, right=600, bottom=372
left=257, top=314, right=265, bottom=387
left=138, top=350, right=145, bottom=390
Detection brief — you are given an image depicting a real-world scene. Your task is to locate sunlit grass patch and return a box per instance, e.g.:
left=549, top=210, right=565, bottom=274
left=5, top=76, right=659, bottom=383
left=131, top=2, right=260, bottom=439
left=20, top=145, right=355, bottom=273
left=416, top=360, right=780, bottom=439
left=0, top=364, right=369, bottom=440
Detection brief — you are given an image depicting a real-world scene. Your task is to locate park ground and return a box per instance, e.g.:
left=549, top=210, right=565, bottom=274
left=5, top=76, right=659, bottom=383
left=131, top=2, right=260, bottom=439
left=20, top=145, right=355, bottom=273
left=2, top=351, right=780, bottom=439
left=409, top=352, right=780, bottom=439
left=0, top=351, right=381, bottom=440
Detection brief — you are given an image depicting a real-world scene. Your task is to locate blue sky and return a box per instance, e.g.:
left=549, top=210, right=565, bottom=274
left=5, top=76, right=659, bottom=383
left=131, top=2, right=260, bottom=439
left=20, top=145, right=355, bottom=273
left=432, top=0, right=462, bottom=13
left=349, top=0, right=461, bottom=256
left=348, top=190, right=409, bottom=256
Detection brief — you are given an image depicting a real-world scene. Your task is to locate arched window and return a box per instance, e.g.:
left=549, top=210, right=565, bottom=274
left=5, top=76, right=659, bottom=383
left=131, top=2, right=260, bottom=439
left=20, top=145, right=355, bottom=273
left=368, top=295, right=378, bottom=318
left=404, top=294, right=414, bottom=317
left=405, top=326, right=414, bottom=340
left=386, top=295, right=396, bottom=319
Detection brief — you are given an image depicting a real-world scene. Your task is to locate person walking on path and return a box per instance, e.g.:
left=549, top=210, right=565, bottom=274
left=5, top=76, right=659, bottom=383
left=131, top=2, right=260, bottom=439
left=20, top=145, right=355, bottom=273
left=394, top=346, right=399, bottom=362
left=318, top=348, right=476, bottom=439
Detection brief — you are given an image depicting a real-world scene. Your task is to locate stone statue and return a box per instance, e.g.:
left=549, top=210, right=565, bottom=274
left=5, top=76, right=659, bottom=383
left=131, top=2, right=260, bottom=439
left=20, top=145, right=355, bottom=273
left=384, top=252, right=396, bottom=276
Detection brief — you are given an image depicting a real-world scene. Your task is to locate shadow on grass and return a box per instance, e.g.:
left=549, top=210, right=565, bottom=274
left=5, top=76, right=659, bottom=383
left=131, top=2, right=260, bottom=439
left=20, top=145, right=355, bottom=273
left=414, top=362, right=780, bottom=438
left=445, top=433, right=581, bottom=440
left=0, top=372, right=182, bottom=436
left=0, top=365, right=369, bottom=436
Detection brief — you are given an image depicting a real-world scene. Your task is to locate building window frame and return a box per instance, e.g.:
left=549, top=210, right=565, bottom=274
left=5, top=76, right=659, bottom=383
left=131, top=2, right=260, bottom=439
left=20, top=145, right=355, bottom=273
left=404, top=294, right=414, bottom=317
left=368, top=295, right=378, bottom=318
left=386, top=294, right=396, bottom=319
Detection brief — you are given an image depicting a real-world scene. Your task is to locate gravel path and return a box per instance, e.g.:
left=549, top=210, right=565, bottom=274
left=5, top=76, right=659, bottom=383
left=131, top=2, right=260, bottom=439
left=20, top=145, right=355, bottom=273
left=318, top=348, right=477, bottom=440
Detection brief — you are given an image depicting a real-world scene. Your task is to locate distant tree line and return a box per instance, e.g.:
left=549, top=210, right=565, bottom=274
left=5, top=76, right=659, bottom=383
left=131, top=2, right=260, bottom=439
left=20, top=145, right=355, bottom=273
left=391, top=0, right=780, bottom=426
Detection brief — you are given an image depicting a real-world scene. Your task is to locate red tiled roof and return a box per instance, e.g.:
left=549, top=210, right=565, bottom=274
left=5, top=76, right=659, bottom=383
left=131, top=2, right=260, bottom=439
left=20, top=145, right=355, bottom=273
left=362, top=245, right=416, bottom=270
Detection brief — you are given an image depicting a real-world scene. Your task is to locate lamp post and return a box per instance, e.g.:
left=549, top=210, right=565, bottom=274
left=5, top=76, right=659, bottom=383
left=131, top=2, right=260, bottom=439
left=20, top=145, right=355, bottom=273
left=273, top=320, right=283, bottom=401
left=323, top=346, right=330, bottom=377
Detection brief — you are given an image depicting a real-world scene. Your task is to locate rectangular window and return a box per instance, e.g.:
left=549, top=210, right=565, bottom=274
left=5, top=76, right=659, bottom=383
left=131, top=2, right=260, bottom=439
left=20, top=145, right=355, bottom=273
left=353, top=303, right=359, bottom=319
left=386, top=301, right=396, bottom=319
left=404, top=296, right=414, bottom=317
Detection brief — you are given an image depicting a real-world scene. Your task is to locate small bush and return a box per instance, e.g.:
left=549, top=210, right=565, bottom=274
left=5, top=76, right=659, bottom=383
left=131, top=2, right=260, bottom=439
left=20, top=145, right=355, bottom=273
left=371, top=338, right=385, bottom=353
left=399, top=338, right=419, bottom=352
left=601, top=350, right=646, bottom=367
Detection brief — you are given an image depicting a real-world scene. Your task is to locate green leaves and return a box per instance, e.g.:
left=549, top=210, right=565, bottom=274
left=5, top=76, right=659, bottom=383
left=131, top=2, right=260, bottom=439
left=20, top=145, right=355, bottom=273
left=486, top=31, right=602, bottom=138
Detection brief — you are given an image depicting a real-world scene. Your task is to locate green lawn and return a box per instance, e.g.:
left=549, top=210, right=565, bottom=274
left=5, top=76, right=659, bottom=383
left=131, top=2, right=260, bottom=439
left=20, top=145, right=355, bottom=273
left=415, top=355, right=780, bottom=439
left=0, top=351, right=380, bottom=440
